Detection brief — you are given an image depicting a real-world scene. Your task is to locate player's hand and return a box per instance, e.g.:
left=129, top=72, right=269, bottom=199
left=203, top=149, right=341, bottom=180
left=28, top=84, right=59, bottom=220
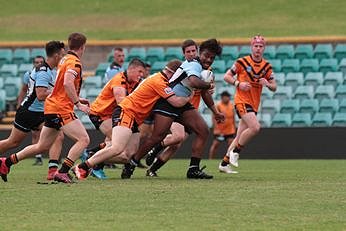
left=76, top=102, right=90, bottom=114
left=79, top=97, right=90, bottom=106
left=208, top=81, right=215, bottom=95
left=259, top=78, right=269, bottom=87
left=214, top=112, right=225, bottom=123
left=239, top=82, right=251, bottom=91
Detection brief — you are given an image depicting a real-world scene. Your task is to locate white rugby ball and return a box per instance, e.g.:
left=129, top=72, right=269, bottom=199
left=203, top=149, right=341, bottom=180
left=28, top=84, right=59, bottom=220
left=200, top=70, right=215, bottom=83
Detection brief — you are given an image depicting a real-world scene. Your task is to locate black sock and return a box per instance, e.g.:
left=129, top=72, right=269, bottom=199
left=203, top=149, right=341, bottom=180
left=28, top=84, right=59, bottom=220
left=233, top=143, right=243, bottom=153
left=48, top=160, right=59, bottom=169
left=130, top=157, right=139, bottom=167
left=150, top=157, right=166, bottom=172
left=79, top=161, right=91, bottom=171
left=152, top=142, right=164, bottom=154
left=189, top=157, right=201, bottom=169
left=59, top=157, right=74, bottom=173
left=93, top=162, right=105, bottom=170
left=5, top=154, right=18, bottom=168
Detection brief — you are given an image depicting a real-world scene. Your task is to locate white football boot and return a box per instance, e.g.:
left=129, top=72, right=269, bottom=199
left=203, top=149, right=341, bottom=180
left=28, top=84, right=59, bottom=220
left=229, top=149, right=239, bottom=168
left=218, top=163, right=238, bottom=174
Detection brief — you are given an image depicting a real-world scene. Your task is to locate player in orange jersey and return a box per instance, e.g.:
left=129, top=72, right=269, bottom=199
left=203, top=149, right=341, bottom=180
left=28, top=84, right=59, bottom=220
left=208, top=91, right=236, bottom=162
left=84, top=58, right=146, bottom=179
left=219, top=35, right=277, bottom=173
left=72, top=60, right=192, bottom=180
left=0, top=33, right=89, bottom=183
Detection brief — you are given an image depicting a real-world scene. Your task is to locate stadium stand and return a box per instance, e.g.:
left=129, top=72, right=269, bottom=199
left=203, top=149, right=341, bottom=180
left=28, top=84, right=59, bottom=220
left=281, top=59, right=300, bottom=73
left=12, top=48, right=30, bottom=65
left=334, top=44, right=346, bottom=61
left=323, top=72, right=343, bottom=89
left=263, top=45, right=276, bottom=59
left=299, top=58, right=319, bottom=75
left=313, top=44, right=333, bottom=60
left=304, top=72, right=323, bottom=89
left=127, top=47, right=146, bottom=61
left=319, top=98, right=339, bottom=114
left=271, top=113, right=291, bottom=127
left=299, top=99, right=319, bottom=114
left=276, top=44, right=294, bottom=60
left=280, top=99, right=300, bottom=114
left=294, top=44, right=314, bottom=60
left=312, top=112, right=333, bottom=127
left=0, top=48, right=13, bottom=66
left=291, top=113, right=312, bottom=127
left=332, top=112, right=346, bottom=126
left=164, top=47, right=183, bottom=61
left=221, top=46, right=239, bottom=61
left=146, top=47, right=165, bottom=63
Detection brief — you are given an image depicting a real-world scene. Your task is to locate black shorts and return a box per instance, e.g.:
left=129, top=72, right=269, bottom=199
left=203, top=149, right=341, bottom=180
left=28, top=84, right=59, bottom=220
left=143, top=111, right=155, bottom=125
left=112, top=106, right=139, bottom=133
left=235, top=103, right=257, bottom=119
left=214, top=134, right=236, bottom=142
left=152, top=98, right=195, bottom=120
left=44, top=112, right=78, bottom=130
left=14, top=106, right=44, bottom=133
left=89, top=114, right=103, bottom=130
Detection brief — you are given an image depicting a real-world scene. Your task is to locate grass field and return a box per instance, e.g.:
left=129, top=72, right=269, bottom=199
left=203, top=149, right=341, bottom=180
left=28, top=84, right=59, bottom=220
left=1, top=0, right=346, bottom=41
left=0, top=159, right=345, bottom=230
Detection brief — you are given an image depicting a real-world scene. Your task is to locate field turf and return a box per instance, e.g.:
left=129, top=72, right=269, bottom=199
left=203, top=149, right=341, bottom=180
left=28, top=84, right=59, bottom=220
left=0, top=0, right=346, bottom=41
left=0, top=159, right=345, bottom=230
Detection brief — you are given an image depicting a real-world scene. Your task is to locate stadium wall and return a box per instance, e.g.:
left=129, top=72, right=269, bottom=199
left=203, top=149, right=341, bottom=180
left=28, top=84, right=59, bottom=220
left=0, top=128, right=345, bottom=159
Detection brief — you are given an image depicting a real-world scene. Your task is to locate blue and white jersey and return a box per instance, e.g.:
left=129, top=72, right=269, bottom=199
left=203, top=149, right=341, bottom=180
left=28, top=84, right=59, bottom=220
left=169, top=59, right=202, bottom=97
left=23, top=70, right=31, bottom=85
left=104, top=62, right=124, bottom=83
left=21, top=62, right=55, bottom=112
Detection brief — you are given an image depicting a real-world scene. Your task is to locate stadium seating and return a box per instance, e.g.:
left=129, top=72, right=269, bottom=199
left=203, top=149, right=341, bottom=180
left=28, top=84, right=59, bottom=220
left=164, top=47, right=183, bottom=61
left=201, top=113, right=213, bottom=128
left=151, top=61, right=166, bottom=73
left=332, top=112, right=346, bottom=126
left=294, top=44, right=314, bottom=60
left=238, top=46, right=251, bottom=57
left=299, top=58, right=319, bottom=75
left=271, top=113, right=291, bottom=127
left=335, top=85, right=346, bottom=101
left=319, top=58, right=338, bottom=74
left=334, top=44, right=346, bottom=61
left=86, top=88, right=102, bottom=102
left=30, top=48, right=46, bottom=61
left=261, top=86, right=274, bottom=100
left=339, top=99, right=346, bottom=113
left=281, top=59, right=300, bottom=73
left=146, top=47, right=165, bottom=63
left=221, top=46, right=239, bottom=61
left=280, top=99, right=300, bottom=114
left=274, top=72, right=285, bottom=85
left=12, top=48, right=30, bottom=65
left=319, top=98, right=339, bottom=114
left=263, top=45, right=276, bottom=59
left=272, top=86, right=292, bottom=101
left=267, top=59, right=281, bottom=73
left=314, top=85, right=335, bottom=102
left=311, top=112, right=332, bottom=127
left=303, top=72, right=323, bottom=89
left=323, top=72, right=343, bottom=89
left=276, top=44, right=294, bottom=60
left=284, top=72, right=304, bottom=89
left=80, top=115, right=95, bottom=129
left=4, top=77, right=21, bottom=101
left=225, top=59, right=235, bottom=69
left=211, top=60, right=226, bottom=73
left=258, top=113, right=271, bottom=127
left=0, top=89, right=6, bottom=111
left=313, top=44, right=333, bottom=60
left=291, top=113, right=312, bottom=127
left=261, top=99, right=280, bottom=117
left=0, top=49, right=13, bottom=66
left=299, top=99, right=319, bottom=114
left=293, top=85, right=314, bottom=100
left=127, top=47, right=146, bottom=61
left=83, top=76, right=102, bottom=90
left=0, top=64, right=18, bottom=77
left=95, top=62, right=110, bottom=76
left=18, top=63, right=33, bottom=77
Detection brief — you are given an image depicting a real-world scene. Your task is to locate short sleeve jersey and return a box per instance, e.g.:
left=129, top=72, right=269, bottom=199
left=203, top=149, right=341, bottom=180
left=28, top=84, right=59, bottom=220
left=44, top=51, right=82, bottom=114
left=119, top=71, right=175, bottom=125
left=213, top=101, right=236, bottom=135
left=90, top=71, right=138, bottom=118
left=231, top=55, right=274, bottom=111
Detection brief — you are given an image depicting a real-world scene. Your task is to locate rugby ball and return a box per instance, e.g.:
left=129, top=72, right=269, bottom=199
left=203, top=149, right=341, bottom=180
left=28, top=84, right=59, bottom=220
left=200, top=70, right=215, bottom=83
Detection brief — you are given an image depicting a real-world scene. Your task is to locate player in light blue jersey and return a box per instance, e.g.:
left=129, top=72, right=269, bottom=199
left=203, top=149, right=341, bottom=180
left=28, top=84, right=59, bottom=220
left=104, top=47, right=125, bottom=83
left=17, top=56, right=45, bottom=165
left=0, top=41, right=65, bottom=182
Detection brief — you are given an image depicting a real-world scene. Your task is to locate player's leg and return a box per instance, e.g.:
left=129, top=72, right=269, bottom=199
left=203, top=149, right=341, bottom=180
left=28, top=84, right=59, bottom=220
left=107, top=132, right=140, bottom=164
left=31, top=129, right=43, bottom=165
left=0, top=127, right=28, bottom=153
left=47, top=131, right=64, bottom=180
left=180, top=109, right=212, bottom=179
left=145, top=122, right=185, bottom=166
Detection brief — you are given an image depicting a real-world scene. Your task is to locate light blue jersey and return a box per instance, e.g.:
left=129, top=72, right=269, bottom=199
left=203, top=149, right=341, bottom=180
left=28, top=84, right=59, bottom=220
left=23, top=70, right=31, bottom=85
left=169, top=59, right=202, bottom=97
left=21, top=62, right=55, bottom=112
left=104, top=62, right=124, bottom=83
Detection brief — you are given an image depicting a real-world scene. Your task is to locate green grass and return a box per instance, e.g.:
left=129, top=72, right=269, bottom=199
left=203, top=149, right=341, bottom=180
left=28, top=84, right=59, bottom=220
left=0, top=0, right=346, bottom=41
left=0, top=159, right=345, bottom=230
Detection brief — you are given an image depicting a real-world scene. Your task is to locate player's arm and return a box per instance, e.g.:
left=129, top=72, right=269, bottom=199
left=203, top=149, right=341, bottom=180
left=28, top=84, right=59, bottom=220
left=35, top=87, right=51, bottom=101
left=113, top=86, right=127, bottom=104
left=201, top=90, right=225, bottom=123
left=259, top=73, right=277, bottom=92
left=188, top=75, right=212, bottom=89
left=64, top=72, right=89, bottom=113
left=167, top=95, right=192, bottom=107
left=224, top=66, right=251, bottom=91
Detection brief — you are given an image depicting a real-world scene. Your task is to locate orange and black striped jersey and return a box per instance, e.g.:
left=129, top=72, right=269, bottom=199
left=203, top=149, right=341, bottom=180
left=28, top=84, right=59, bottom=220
left=213, top=101, right=236, bottom=135
left=190, top=89, right=201, bottom=109
left=45, top=51, right=82, bottom=114
left=231, top=55, right=274, bottom=111
left=90, top=71, right=139, bottom=119
left=119, top=71, right=175, bottom=125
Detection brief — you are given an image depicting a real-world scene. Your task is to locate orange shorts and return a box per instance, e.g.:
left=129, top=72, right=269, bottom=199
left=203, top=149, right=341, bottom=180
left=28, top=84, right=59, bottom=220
left=44, top=112, right=78, bottom=130
left=112, top=106, right=139, bottom=133
left=235, top=103, right=257, bottom=118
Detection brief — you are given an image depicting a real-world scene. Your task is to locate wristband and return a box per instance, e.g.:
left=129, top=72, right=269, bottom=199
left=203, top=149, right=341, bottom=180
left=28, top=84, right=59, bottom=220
left=74, top=100, right=80, bottom=105
left=234, top=80, right=240, bottom=87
